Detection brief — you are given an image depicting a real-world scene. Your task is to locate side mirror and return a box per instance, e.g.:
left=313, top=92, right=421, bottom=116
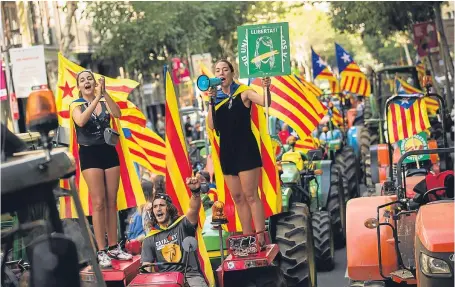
left=307, top=149, right=323, bottom=161
left=182, top=236, right=198, bottom=253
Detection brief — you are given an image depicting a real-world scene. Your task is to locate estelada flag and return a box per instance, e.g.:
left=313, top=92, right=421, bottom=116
left=295, top=136, right=320, bottom=153
left=206, top=83, right=282, bottom=232
left=395, top=78, right=439, bottom=115
left=335, top=43, right=371, bottom=97
left=387, top=94, right=431, bottom=144
left=312, top=48, right=340, bottom=95
left=59, top=98, right=146, bottom=218
left=164, top=69, right=215, bottom=286
left=56, top=53, right=139, bottom=128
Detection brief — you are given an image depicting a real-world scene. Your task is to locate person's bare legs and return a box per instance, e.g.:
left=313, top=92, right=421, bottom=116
left=224, top=175, right=254, bottom=234
left=238, top=167, right=265, bottom=245
left=82, top=168, right=106, bottom=250
left=104, top=166, right=120, bottom=247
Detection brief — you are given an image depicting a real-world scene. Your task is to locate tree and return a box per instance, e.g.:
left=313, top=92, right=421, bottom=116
left=329, top=2, right=436, bottom=39
left=60, top=1, right=78, bottom=57
left=85, top=2, right=291, bottom=74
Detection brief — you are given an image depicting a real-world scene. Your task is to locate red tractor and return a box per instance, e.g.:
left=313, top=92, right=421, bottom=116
left=346, top=147, right=454, bottom=286
left=126, top=203, right=289, bottom=287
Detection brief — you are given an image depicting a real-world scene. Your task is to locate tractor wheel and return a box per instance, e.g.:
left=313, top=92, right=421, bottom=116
left=364, top=97, right=372, bottom=121
left=360, top=127, right=371, bottom=184
left=242, top=266, right=287, bottom=287
left=312, top=211, right=335, bottom=271
left=336, top=146, right=358, bottom=199
left=275, top=203, right=317, bottom=287
left=327, top=163, right=346, bottom=248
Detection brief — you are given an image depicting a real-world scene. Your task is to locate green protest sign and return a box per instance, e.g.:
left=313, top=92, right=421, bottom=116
left=237, top=22, right=291, bottom=79
left=398, top=132, right=429, bottom=164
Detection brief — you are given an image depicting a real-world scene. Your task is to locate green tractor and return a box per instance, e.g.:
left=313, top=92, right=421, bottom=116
left=278, top=139, right=344, bottom=272
left=200, top=132, right=318, bottom=286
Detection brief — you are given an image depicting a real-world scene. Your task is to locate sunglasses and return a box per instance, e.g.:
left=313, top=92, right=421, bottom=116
left=153, top=193, right=172, bottom=204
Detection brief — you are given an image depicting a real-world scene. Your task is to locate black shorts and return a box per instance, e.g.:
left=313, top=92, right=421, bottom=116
left=79, top=143, right=120, bottom=171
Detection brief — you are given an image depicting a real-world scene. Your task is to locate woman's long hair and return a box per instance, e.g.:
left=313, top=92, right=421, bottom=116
left=144, top=195, right=180, bottom=231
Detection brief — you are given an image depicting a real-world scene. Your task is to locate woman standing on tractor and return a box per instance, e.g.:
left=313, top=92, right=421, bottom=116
left=71, top=70, right=132, bottom=268
left=206, top=59, right=271, bottom=246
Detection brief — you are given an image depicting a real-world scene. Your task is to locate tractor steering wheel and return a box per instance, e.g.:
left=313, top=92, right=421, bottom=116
left=422, top=187, right=449, bottom=203
left=139, top=262, right=186, bottom=274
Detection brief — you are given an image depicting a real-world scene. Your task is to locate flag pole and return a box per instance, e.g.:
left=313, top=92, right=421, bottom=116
left=264, top=84, right=270, bottom=135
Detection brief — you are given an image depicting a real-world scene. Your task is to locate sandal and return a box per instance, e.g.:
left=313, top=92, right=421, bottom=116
left=256, top=230, right=266, bottom=251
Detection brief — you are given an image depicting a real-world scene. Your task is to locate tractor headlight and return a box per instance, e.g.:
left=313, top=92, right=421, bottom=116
left=420, top=253, right=451, bottom=276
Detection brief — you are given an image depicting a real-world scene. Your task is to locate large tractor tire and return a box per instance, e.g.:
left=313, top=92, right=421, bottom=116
left=336, top=146, right=358, bottom=199
left=228, top=266, right=287, bottom=287
left=275, top=203, right=317, bottom=287
left=326, top=163, right=346, bottom=248
left=312, top=211, right=335, bottom=271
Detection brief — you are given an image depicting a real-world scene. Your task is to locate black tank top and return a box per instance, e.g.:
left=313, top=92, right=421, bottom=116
left=75, top=101, right=110, bottom=146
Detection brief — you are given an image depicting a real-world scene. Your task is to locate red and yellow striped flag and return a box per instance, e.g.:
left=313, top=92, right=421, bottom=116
left=387, top=96, right=431, bottom=143
left=206, top=86, right=282, bottom=232
left=335, top=43, right=371, bottom=97
left=416, top=57, right=426, bottom=88
left=395, top=78, right=439, bottom=115
left=164, top=70, right=215, bottom=286
left=294, top=74, right=324, bottom=98
left=59, top=99, right=146, bottom=218
left=250, top=76, right=327, bottom=139
left=295, top=137, right=320, bottom=153
left=56, top=53, right=139, bottom=129
left=56, top=54, right=150, bottom=218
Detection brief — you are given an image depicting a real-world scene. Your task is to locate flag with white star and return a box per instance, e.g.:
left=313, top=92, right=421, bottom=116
left=335, top=43, right=371, bottom=97
left=395, top=78, right=439, bottom=115
left=311, top=48, right=340, bottom=95
left=56, top=53, right=165, bottom=218
left=387, top=94, right=431, bottom=143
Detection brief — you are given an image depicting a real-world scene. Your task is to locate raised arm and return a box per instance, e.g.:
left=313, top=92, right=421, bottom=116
left=185, top=176, right=203, bottom=225
left=242, top=77, right=271, bottom=107
left=71, top=95, right=102, bottom=127
left=99, top=77, right=121, bottom=118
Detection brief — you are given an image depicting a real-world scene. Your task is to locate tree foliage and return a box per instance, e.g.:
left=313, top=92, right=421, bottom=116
left=329, top=2, right=436, bottom=38
left=86, top=1, right=291, bottom=73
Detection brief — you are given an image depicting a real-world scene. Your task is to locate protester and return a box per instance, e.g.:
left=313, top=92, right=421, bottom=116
left=206, top=59, right=271, bottom=247
left=71, top=70, right=132, bottom=268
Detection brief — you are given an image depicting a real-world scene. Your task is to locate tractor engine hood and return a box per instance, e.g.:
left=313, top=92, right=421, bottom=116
left=416, top=201, right=454, bottom=253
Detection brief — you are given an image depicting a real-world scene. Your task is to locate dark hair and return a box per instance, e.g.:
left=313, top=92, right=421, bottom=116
left=76, top=70, right=95, bottom=98
left=76, top=70, right=95, bottom=85
left=153, top=175, right=165, bottom=194
left=141, top=180, right=154, bottom=202
left=146, top=193, right=180, bottom=229
left=215, top=59, right=234, bottom=73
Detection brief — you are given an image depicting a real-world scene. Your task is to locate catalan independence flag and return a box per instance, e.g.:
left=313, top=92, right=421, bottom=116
left=164, top=69, right=215, bottom=286
left=396, top=78, right=439, bottom=115
left=335, top=43, right=371, bottom=97
left=56, top=54, right=151, bottom=218
left=387, top=95, right=431, bottom=143
left=56, top=53, right=140, bottom=129
left=416, top=57, right=426, bottom=88
left=206, top=84, right=282, bottom=233
left=250, top=76, right=327, bottom=139
left=312, top=48, right=340, bottom=95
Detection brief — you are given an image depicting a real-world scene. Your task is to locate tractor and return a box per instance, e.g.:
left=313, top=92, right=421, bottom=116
left=1, top=89, right=107, bottom=287
left=318, top=93, right=361, bottom=201
left=366, top=86, right=452, bottom=196
left=278, top=139, right=343, bottom=272
left=361, top=66, right=452, bottom=191
left=346, top=147, right=454, bottom=287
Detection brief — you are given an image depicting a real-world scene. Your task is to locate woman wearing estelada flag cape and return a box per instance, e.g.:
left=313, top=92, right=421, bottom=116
left=206, top=59, right=271, bottom=246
